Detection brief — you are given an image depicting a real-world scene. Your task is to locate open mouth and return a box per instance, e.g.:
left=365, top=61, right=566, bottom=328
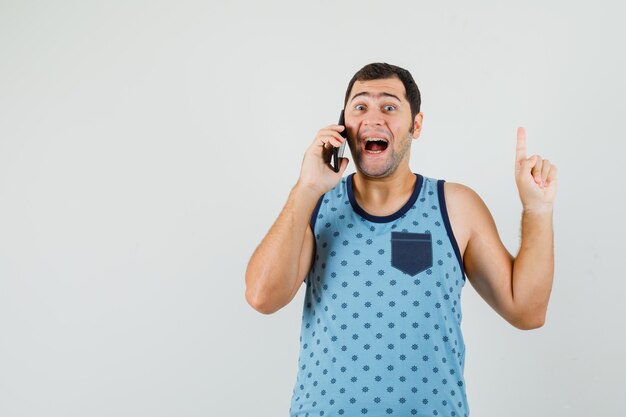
left=364, top=137, right=389, bottom=154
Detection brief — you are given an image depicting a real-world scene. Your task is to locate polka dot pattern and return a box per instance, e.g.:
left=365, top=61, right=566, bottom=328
left=289, top=174, right=469, bottom=417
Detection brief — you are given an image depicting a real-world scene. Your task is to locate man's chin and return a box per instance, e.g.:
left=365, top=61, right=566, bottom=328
left=355, top=161, right=395, bottom=178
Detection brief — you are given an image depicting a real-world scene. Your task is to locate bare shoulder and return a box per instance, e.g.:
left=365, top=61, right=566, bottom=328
left=441, top=181, right=485, bottom=256
left=443, top=181, right=485, bottom=206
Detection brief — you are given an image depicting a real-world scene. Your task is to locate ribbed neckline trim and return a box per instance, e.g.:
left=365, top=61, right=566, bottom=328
left=347, top=173, right=423, bottom=223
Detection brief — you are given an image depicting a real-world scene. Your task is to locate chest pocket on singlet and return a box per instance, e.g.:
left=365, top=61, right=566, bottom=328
left=390, top=231, right=433, bottom=276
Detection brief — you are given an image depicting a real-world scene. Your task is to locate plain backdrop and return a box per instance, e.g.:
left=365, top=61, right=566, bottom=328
left=1, top=1, right=625, bottom=416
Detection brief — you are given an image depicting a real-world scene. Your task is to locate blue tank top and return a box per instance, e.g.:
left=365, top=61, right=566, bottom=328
left=289, top=172, right=469, bottom=417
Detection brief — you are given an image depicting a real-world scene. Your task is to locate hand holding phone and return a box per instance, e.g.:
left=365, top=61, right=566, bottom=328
left=331, top=110, right=348, bottom=173
left=297, top=114, right=349, bottom=196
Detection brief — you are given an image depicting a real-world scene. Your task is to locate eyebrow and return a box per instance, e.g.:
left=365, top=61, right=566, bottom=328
left=349, top=91, right=402, bottom=103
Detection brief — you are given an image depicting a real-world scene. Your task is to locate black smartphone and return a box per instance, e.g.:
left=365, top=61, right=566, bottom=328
left=331, top=110, right=348, bottom=172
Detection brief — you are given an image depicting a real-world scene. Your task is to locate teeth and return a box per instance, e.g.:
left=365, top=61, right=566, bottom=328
left=364, top=137, right=387, bottom=154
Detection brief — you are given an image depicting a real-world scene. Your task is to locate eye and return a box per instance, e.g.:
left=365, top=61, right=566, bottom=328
left=354, top=104, right=365, bottom=110
left=384, top=105, right=396, bottom=111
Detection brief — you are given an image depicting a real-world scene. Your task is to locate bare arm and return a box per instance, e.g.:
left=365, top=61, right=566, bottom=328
left=460, top=184, right=553, bottom=330
left=245, top=122, right=350, bottom=314
left=462, top=127, right=557, bottom=330
left=245, top=182, right=320, bottom=314
left=512, top=207, right=554, bottom=327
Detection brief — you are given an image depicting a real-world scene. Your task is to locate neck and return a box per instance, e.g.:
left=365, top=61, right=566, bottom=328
left=352, top=165, right=416, bottom=209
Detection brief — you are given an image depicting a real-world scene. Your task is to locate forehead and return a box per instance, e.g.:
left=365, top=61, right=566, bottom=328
left=348, top=77, right=407, bottom=102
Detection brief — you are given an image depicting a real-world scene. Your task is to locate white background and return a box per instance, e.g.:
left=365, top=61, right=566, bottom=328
left=1, top=1, right=624, bottom=416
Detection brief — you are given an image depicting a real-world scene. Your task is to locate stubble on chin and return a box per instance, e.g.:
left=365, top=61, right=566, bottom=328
left=355, top=135, right=412, bottom=178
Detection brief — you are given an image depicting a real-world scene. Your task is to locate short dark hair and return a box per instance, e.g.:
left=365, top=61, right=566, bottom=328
left=343, top=63, right=421, bottom=133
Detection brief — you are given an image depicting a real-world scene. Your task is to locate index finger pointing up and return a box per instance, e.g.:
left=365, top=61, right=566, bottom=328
left=516, top=126, right=527, bottom=165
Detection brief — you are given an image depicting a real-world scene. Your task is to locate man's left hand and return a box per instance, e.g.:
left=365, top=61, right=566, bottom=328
left=514, top=127, right=558, bottom=212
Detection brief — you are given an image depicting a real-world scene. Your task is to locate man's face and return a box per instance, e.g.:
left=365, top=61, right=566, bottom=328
left=344, top=77, right=423, bottom=178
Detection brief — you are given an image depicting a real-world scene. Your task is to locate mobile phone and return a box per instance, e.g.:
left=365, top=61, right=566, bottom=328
left=331, top=110, right=348, bottom=172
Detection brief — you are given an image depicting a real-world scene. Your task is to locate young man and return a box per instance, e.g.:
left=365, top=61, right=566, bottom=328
left=245, top=63, right=557, bottom=416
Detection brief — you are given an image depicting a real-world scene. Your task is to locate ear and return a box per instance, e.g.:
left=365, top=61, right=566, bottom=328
left=411, top=112, right=424, bottom=139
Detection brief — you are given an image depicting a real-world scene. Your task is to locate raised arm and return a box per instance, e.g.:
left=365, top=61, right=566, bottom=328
left=510, top=127, right=557, bottom=327
left=457, top=127, right=557, bottom=330
left=245, top=124, right=350, bottom=314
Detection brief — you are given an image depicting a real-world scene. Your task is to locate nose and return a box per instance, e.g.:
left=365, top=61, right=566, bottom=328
left=363, top=113, right=385, bottom=126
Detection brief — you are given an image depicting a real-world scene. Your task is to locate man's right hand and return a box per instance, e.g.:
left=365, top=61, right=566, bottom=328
left=246, top=124, right=349, bottom=314
left=297, top=124, right=350, bottom=196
